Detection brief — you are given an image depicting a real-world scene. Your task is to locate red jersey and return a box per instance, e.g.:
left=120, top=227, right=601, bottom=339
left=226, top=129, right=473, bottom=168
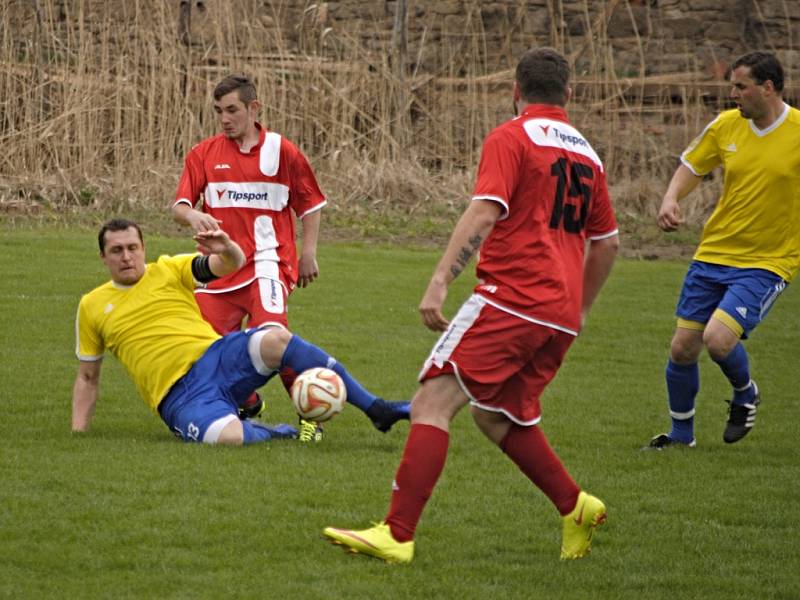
left=174, top=124, right=326, bottom=292
left=472, top=104, right=618, bottom=334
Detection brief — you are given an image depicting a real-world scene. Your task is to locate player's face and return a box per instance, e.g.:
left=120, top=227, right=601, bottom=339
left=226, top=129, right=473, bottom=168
left=101, top=228, right=146, bottom=285
left=213, top=91, right=258, bottom=142
left=729, top=66, right=767, bottom=121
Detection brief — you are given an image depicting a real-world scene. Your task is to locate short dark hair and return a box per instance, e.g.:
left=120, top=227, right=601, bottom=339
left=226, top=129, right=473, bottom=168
left=213, top=75, right=258, bottom=104
left=731, top=51, right=784, bottom=92
left=98, top=218, right=143, bottom=253
left=515, top=47, right=570, bottom=106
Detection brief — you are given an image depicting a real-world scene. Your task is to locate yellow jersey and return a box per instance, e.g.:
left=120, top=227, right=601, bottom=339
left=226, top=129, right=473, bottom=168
left=681, top=104, right=800, bottom=281
left=75, top=254, right=221, bottom=410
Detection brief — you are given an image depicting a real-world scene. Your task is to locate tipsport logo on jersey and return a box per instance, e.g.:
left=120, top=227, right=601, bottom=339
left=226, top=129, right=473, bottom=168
left=218, top=189, right=270, bottom=203
left=523, top=118, right=603, bottom=171
left=206, top=182, right=290, bottom=211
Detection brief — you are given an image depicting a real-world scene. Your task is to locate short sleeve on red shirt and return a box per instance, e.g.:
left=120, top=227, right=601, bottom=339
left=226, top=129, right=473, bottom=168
left=472, top=128, right=524, bottom=218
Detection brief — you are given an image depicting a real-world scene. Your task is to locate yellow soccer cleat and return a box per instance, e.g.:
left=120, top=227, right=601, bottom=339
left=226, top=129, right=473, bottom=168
left=298, top=418, right=324, bottom=443
left=560, top=491, right=607, bottom=559
left=323, top=521, right=414, bottom=564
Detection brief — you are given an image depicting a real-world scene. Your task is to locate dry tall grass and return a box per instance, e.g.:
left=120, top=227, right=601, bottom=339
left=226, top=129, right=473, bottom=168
left=1, top=0, right=753, bottom=235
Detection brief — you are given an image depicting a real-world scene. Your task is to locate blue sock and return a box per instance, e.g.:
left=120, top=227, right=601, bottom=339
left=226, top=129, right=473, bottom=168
left=666, top=360, right=699, bottom=443
left=242, top=420, right=272, bottom=444
left=712, top=343, right=755, bottom=405
left=241, top=421, right=297, bottom=444
left=280, top=335, right=377, bottom=412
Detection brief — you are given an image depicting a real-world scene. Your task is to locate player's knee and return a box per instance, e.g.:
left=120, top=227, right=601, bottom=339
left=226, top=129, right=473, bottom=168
left=257, top=326, right=293, bottom=370
left=470, top=406, right=510, bottom=445
left=670, top=341, right=696, bottom=364
left=412, top=376, right=467, bottom=424
left=210, top=418, right=244, bottom=445
left=703, top=334, right=736, bottom=361
left=702, top=324, right=738, bottom=360
left=669, top=332, right=702, bottom=364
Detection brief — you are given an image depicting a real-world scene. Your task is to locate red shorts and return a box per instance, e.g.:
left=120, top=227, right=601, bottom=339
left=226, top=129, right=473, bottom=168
left=419, top=294, right=575, bottom=425
left=195, top=278, right=289, bottom=335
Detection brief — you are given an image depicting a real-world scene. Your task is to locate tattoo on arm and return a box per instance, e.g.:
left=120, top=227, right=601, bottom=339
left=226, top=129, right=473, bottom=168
left=448, top=234, right=483, bottom=279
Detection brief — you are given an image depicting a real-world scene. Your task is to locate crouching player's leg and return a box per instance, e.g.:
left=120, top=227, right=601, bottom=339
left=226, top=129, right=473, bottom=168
left=157, top=329, right=298, bottom=445
left=258, top=327, right=410, bottom=433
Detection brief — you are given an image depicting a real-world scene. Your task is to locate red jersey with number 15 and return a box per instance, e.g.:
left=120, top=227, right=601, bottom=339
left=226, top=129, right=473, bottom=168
left=472, top=104, right=618, bottom=335
left=174, top=124, right=326, bottom=292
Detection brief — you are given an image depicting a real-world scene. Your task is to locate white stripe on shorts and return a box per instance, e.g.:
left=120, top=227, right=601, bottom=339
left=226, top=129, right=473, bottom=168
left=203, top=414, right=239, bottom=444
left=418, top=294, right=485, bottom=381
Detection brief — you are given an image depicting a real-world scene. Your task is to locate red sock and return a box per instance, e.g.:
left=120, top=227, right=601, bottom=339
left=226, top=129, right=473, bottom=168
left=279, top=367, right=297, bottom=394
left=500, top=424, right=580, bottom=516
left=385, top=424, right=449, bottom=542
left=241, top=392, right=260, bottom=409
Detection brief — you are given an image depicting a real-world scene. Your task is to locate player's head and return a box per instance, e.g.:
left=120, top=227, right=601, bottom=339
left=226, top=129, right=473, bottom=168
left=98, top=218, right=146, bottom=285
left=731, top=52, right=784, bottom=93
left=213, top=75, right=260, bottom=142
left=514, top=48, right=571, bottom=111
left=729, top=52, right=784, bottom=121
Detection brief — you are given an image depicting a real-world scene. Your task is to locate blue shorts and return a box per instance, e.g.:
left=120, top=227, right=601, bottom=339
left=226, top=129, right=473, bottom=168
left=158, top=330, right=273, bottom=442
left=676, top=261, right=787, bottom=338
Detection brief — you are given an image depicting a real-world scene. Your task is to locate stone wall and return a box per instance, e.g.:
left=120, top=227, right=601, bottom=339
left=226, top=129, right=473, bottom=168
left=261, top=0, right=798, bottom=82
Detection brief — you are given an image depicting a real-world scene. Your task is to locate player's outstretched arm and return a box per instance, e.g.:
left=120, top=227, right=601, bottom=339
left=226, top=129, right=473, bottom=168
left=420, top=199, right=502, bottom=331
left=657, top=164, right=702, bottom=232
left=194, top=229, right=246, bottom=277
left=72, top=359, right=102, bottom=432
left=172, top=201, right=222, bottom=233
left=581, top=234, right=620, bottom=329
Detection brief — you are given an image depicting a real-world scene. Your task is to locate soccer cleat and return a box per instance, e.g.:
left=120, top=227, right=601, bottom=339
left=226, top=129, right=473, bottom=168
left=366, top=398, right=411, bottom=433
left=723, top=390, right=760, bottom=444
left=643, top=433, right=697, bottom=451
left=238, top=392, right=265, bottom=420
left=560, top=491, right=607, bottom=559
left=298, top=418, right=324, bottom=443
left=323, top=521, right=414, bottom=564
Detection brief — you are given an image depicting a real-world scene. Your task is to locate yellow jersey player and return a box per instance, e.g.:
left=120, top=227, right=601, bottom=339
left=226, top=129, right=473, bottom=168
left=73, top=219, right=400, bottom=444
left=647, top=51, right=800, bottom=449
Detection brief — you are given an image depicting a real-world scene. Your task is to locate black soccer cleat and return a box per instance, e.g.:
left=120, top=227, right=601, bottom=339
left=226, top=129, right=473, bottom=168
left=238, top=393, right=265, bottom=420
left=723, top=391, right=760, bottom=444
left=367, top=398, right=411, bottom=433
left=643, top=433, right=696, bottom=451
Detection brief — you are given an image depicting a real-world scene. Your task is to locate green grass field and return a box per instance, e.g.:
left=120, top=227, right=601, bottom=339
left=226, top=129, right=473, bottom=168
left=1, top=228, right=798, bottom=599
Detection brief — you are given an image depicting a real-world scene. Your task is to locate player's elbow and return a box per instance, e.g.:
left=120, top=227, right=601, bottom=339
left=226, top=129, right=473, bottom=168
left=603, top=234, right=620, bottom=254
left=587, top=235, right=620, bottom=268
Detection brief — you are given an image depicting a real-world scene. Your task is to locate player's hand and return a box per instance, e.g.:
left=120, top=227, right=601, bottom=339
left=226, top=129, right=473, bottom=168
left=657, top=197, right=682, bottom=232
left=187, top=210, right=222, bottom=233
left=419, top=279, right=449, bottom=331
left=297, top=254, right=319, bottom=288
left=193, top=229, right=232, bottom=255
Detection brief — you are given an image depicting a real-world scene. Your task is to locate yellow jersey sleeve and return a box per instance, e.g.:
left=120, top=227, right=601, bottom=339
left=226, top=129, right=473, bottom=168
left=75, top=292, right=106, bottom=360
left=681, top=115, right=723, bottom=176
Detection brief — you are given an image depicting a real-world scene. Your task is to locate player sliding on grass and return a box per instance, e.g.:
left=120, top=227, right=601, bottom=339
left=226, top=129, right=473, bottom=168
left=323, top=47, right=619, bottom=562
left=72, top=218, right=406, bottom=444
left=646, top=52, right=800, bottom=450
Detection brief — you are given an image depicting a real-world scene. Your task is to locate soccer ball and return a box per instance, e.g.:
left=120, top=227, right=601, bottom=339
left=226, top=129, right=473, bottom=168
left=290, top=367, right=346, bottom=422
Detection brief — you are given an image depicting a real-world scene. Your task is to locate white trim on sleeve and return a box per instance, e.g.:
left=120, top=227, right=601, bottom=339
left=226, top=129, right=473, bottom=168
left=472, top=195, right=509, bottom=220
